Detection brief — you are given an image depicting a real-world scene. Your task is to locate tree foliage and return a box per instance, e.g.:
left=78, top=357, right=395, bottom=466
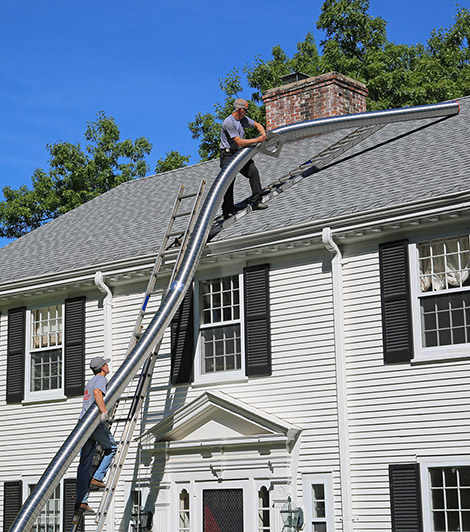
left=154, top=150, right=191, bottom=173
left=0, top=112, right=152, bottom=238
left=189, top=1, right=470, bottom=160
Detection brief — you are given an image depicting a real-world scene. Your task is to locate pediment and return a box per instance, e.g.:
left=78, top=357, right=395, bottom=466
left=142, top=391, right=301, bottom=445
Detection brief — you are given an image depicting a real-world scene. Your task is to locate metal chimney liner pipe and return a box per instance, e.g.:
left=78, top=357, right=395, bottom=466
left=9, top=99, right=459, bottom=531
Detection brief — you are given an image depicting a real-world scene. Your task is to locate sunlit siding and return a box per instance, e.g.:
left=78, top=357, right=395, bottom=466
left=343, top=244, right=470, bottom=532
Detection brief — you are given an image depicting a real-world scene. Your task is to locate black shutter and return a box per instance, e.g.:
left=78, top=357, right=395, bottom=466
left=170, top=288, right=195, bottom=385
left=63, top=479, right=84, bottom=532
left=389, top=464, right=423, bottom=532
left=3, top=480, right=22, bottom=532
left=379, top=240, right=413, bottom=363
left=244, top=264, right=271, bottom=376
left=65, top=297, right=86, bottom=397
left=7, top=307, right=26, bottom=403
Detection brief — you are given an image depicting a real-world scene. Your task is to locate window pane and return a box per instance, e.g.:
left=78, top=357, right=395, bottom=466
left=313, top=524, right=327, bottom=532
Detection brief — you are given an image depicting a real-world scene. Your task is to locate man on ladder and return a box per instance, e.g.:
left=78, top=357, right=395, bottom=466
left=75, top=357, right=117, bottom=515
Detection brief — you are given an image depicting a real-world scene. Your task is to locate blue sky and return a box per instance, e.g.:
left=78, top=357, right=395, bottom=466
left=0, top=0, right=467, bottom=248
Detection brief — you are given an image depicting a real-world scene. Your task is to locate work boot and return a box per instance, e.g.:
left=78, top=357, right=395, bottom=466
left=90, top=478, right=106, bottom=490
left=79, top=503, right=95, bottom=514
left=253, top=202, right=268, bottom=210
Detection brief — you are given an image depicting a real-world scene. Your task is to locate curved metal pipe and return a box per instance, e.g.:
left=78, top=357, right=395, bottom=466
left=9, top=99, right=459, bottom=531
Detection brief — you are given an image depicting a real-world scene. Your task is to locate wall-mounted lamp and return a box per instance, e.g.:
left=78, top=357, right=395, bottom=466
left=280, top=496, right=304, bottom=531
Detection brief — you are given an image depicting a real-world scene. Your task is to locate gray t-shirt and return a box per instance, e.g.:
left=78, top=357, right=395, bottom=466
left=79, top=374, right=107, bottom=419
left=220, top=114, right=255, bottom=151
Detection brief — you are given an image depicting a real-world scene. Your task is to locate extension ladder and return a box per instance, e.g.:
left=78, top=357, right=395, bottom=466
left=71, top=180, right=206, bottom=532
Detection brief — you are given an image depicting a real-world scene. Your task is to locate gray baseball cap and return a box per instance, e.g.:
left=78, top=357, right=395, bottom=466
left=89, top=356, right=111, bottom=371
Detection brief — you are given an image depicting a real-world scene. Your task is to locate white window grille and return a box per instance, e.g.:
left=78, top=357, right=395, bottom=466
left=199, top=275, right=242, bottom=374
left=429, top=466, right=470, bottom=532
left=30, top=305, right=63, bottom=393
left=258, top=486, right=270, bottom=532
left=417, top=235, right=470, bottom=349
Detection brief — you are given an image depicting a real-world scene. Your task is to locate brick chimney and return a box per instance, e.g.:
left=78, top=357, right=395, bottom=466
left=262, top=71, right=368, bottom=131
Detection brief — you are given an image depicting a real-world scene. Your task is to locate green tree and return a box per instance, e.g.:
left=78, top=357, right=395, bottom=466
left=189, top=1, right=470, bottom=158
left=0, top=112, right=152, bottom=238
left=155, top=150, right=191, bottom=173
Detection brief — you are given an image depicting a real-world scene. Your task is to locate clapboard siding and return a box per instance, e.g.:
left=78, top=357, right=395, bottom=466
left=342, top=247, right=470, bottom=531
left=0, top=295, right=105, bottom=529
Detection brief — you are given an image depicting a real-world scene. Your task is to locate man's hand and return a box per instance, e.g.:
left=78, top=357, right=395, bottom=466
left=100, top=412, right=109, bottom=423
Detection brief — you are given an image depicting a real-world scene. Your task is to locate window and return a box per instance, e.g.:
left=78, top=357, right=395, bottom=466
left=29, top=305, right=63, bottom=394
left=412, top=235, right=470, bottom=360
left=170, top=264, right=271, bottom=385
left=428, top=466, right=470, bottom=532
left=258, top=486, right=270, bottom=532
left=195, top=274, right=245, bottom=382
left=302, top=474, right=334, bottom=532
left=6, top=297, right=85, bottom=404
left=28, top=483, right=61, bottom=532
left=179, top=489, right=190, bottom=532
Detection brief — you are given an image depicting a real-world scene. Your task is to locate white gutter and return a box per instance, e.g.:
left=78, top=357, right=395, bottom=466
left=94, top=271, right=113, bottom=367
left=322, top=227, right=355, bottom=531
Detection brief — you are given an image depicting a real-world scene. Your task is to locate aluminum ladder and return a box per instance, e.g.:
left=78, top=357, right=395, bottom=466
left=71, top=180, right=206, bottom=532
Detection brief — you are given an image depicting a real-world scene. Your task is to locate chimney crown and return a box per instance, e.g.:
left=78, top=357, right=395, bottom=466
left=262, top=71, right=368, bottom=131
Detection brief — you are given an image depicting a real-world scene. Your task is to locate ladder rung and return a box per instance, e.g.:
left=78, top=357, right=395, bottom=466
left=180, top=192, right=197, bottom=199
left=173, top=211, right=192, bottom=218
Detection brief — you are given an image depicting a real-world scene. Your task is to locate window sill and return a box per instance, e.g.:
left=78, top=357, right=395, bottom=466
left=22, top=394, right=68, bottom=405
left=412, top=345, right=470, bottom=365
left=192, top=374, right=249, bottom=388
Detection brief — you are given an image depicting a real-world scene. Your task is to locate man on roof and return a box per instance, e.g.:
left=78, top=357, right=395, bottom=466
left=220, top=98, right=268, bottom=219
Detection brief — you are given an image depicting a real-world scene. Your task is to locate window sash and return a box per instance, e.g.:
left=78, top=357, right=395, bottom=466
left=26, top=304, right=65, bottom=399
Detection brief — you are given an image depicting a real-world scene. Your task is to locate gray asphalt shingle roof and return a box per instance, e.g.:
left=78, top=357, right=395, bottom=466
left=1, top=96, right=469, bottom=285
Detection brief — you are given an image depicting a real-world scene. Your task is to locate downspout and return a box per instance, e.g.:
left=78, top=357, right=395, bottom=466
left=322, top=227, right=354, bottom=532
left=93, top=271, right=114, bottom=529
left=94, top=271, right=113, bottom=367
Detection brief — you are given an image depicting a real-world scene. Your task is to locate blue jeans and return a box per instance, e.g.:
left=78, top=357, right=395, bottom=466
left=76, top=423, right=117, bottom=504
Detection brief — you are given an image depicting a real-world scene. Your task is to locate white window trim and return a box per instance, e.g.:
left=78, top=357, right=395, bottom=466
left=419, top=458, right=470, bottom=532
left=193, top=272, right=246, bottom=385
left=409, top=242, right=470, bottom=363
left=302, top=473, right=334, bottom=532
left=24, top=303, right=66, bottom=402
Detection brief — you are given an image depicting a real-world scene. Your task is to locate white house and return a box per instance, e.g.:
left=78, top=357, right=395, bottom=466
left=1, top=72, right=470, bottom=532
